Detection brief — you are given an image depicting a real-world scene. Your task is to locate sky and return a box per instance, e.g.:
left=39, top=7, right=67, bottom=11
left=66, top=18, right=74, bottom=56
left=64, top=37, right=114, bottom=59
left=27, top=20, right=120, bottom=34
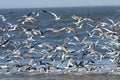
left=0, top=0, right=120, bottom=9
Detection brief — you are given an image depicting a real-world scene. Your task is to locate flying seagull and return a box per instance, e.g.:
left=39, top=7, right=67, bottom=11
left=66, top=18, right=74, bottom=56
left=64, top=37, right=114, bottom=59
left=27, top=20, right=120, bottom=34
left=41, top=10, right=60, bottom=20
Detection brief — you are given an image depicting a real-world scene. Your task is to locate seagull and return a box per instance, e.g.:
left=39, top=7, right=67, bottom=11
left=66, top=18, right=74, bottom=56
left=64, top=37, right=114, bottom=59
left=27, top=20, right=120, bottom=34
left=66, top=57, right=73, bottom=67
left=82, top=17, right=94, bottom=22
left=7, top=22, right=18, bottom=31
left=56, top=52, right=69, bottom=67
left=0, top=15, right=6, bottom=22
left=99, top=21, right=109, bottom=27
left=46, top=27, right=65, bottom=33
left=32, top=28, right=43, bottom=36
left=54, top=41, right=68, bottom=53
left=74, top=36, right=80, bottom=42
left=55, top=45, right=68, bottom=53
left=91, top=27, right=103, bottom=33
left=17, top=12, right=36, bottom=24
left=102, top=27, right=117, bottom=34
left=106, top=17, right=115, bottom=25
left=71, top=15, right=82, bottom=26
left=106, top=17, right=120, bottom=30
left=72, top=15, right=93, bottom=29
left=38, top=42, right=54, bottom=50
left=22, top=16, right=36, bottom=24
left=41, top=10, right=60, bottom=20
left=65, top=26, right=78, bottom=34
left=0, top=35, right=14, bottom=47
left=0, top=64, right=11, bottom=72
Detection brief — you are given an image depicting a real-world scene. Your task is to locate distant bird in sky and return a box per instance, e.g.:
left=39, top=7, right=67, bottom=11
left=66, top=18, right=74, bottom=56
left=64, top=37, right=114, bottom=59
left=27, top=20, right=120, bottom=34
left=41, top=10, right=60, bottom=20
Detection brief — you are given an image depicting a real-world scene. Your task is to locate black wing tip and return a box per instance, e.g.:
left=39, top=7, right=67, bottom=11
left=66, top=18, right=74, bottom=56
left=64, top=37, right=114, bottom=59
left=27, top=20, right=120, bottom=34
left=41, top=10, right=47, bottom=13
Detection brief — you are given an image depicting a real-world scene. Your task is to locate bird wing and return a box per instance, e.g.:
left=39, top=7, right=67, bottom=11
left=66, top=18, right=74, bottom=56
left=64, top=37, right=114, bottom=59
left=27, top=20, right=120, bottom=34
left=71, top=15, right=80, bottom=21
left=106, top=17, right=114, bottom=24
left=50, top=12, right=58, bottom=18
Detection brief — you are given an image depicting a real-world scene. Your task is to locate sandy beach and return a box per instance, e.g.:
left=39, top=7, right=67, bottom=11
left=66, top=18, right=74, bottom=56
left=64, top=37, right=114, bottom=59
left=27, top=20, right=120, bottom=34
left=0, top=74, right=120, bottom=80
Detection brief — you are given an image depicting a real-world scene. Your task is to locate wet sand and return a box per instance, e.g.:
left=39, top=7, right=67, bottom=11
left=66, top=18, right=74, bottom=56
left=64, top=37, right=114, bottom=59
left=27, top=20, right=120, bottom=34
left=0, top=74, right=120, bottom=80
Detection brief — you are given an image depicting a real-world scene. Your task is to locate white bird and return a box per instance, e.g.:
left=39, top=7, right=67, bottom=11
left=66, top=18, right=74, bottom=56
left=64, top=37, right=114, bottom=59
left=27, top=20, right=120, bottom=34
left=71, top=15, right=93, bottom=27
left=71, top=15, right=82, bottom=26
left=42, top=10, right=60, bottom=20
left=0, top=64, right=11, bottom=70
left=46, top=27, right=65, bottom=33
left=82, top=17, right=94, bottom=23
left=99, top=21, right=109, bottom=27
left=55, top=45, right=67, bottom=53
left=7, top=22, right=18, bottom=31
left=71, top=15, right=81, bottom=22
left=0, top=15, right=6, bottom=21
left=102, top=27, right=117, bottom=34
left=74, top=36, right=80, bottom=42
left=22, top=16, right=36, bottom=24
left=106, top=17, right=114, bottom=24
left=65, top=26, right=77, bottom=34
left=38, top=42, right=53, bottom=50
left=106, top=17, right=120, bottom=30
left=17, top=15, right=36, bottom=24
left=50, top=12, right=60, bottom=20
left=66, top=57, right=73, bottom=67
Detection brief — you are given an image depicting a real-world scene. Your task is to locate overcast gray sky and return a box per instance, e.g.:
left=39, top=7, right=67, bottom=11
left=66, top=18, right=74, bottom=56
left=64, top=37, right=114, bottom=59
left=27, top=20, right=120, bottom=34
left=0, top=0, right=120, bottom=8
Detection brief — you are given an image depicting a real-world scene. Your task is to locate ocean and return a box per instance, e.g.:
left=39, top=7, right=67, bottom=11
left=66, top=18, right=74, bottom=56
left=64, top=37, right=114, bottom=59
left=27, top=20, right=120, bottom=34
left=0, top=6, right=120, bottom=80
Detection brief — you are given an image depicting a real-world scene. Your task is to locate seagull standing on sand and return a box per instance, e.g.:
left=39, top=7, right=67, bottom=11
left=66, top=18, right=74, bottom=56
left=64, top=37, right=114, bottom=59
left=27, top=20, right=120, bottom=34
left=42, top=10, right=60, bottom=20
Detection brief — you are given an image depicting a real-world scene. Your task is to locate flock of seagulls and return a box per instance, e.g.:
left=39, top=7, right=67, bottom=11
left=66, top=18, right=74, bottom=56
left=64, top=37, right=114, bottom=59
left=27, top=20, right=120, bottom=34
left=0, top=9, right=120, bottom=75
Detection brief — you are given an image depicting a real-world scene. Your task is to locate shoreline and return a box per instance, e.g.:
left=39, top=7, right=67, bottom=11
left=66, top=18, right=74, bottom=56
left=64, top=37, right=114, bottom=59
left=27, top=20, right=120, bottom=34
left=0, top=73, right=120, bottom=80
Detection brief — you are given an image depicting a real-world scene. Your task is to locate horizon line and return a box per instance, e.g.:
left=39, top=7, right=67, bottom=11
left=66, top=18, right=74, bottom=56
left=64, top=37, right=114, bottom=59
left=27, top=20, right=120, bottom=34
left=0, top=5, right=120, bottom=9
